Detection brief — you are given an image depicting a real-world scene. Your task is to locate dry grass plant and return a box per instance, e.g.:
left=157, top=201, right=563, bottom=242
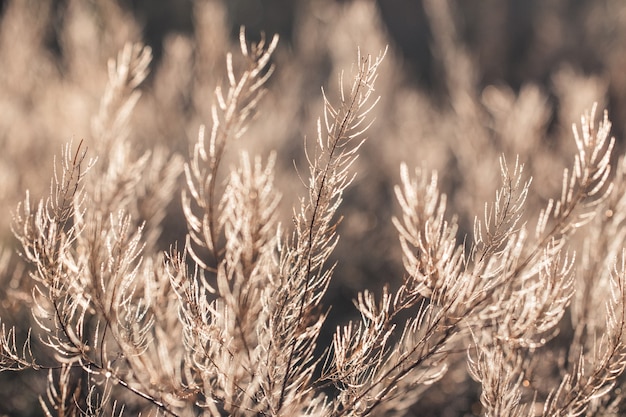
left=3, top=0, right=626, bottom=416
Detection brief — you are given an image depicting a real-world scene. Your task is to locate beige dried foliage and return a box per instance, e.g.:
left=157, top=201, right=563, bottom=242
left=4, top=0, right=626, bottom=416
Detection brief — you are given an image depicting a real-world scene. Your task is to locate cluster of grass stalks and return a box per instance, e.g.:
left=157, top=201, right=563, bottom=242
left=3, top=0, right=626, bottom=416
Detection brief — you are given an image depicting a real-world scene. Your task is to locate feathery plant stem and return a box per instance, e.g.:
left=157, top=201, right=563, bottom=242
left=515, top=104, right=614, bottom=277
left=184, top=27, right=278, bottom=267
left=280, top=49, right=385, bottom=411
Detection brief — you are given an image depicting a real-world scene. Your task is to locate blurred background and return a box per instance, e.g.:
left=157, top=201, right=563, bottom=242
left=123, top=0, right=626, bottom=128
left=112, top=0, right=621, bottom=98
left=1, top=0, right=625, bottom=415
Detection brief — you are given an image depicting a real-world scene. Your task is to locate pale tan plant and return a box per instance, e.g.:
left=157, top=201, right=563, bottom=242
left=4, top=1, right=626, bottom=417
